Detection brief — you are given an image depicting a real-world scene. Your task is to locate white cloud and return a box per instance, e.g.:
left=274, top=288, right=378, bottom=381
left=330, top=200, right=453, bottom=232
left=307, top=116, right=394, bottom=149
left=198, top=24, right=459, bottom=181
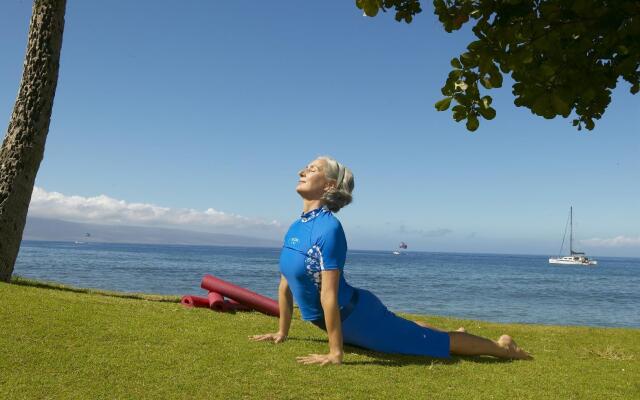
left=28, top=187, right=282, bottom=233
left=580, top=236, right=640, bottom=248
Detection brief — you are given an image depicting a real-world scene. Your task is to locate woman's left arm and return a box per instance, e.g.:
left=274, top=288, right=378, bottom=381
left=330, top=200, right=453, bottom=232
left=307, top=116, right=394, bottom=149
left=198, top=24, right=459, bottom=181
left=296, top=269, right=343, bottom=366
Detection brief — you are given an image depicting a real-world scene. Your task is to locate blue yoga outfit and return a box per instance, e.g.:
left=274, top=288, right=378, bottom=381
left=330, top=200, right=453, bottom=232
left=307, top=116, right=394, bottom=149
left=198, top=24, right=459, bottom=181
left=279, top=206, right=450, bottom=358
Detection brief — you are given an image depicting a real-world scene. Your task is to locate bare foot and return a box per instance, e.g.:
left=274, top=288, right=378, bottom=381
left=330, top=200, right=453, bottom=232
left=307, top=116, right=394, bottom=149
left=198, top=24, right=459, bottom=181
left=497, top=335, right=533, bottom=360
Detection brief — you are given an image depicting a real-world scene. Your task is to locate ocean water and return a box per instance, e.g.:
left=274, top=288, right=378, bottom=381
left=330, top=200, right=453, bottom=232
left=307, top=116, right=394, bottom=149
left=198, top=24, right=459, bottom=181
left=13, top=240, right=640, bottom=328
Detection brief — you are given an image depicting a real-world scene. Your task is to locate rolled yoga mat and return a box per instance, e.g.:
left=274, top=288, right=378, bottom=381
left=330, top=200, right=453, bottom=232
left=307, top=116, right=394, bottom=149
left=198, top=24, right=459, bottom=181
left=225, top=298, right=251, bottom=312
left=181, top=295, right=210, bottom=308
left=201, top=274, right=279, bottom=317
left=208, top=291, right=252, bottom=312
left=207, top=292, right=225, bottom=311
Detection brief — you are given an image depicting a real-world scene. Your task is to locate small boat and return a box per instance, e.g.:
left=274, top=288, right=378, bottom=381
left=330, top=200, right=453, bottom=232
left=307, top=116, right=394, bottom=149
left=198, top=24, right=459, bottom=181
left=549, top=207, right=597, bottom=266
left=74, top=233, right=91, bottom=245
left=392, top=242, right=407, bottom=255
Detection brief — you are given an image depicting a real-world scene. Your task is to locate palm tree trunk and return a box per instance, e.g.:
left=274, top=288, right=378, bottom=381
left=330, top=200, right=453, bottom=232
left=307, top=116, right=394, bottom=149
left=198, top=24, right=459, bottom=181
left=0, top=0, right=67, bottom=282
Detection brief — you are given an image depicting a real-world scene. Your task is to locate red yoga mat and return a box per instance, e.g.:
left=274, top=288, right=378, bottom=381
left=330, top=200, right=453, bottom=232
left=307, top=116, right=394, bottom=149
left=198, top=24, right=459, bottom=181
left=207, top=292, right=225, bottom=311
left=209, top=291, right=253, bottom=312
left=201, top=274, right=279, bottom=317
left=225, top=298, right=251, bottom=312
left=181, top=295, right=210, bottom=308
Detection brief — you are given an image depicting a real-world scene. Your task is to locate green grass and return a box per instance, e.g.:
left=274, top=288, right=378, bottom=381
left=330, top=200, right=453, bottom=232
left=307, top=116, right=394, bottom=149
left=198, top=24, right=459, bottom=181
left=1, top=280, right=638, bottom=399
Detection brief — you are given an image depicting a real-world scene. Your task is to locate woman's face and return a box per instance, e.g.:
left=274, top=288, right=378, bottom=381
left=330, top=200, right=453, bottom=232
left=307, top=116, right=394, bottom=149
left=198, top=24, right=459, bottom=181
left=296, top=158, right=333, bottom=200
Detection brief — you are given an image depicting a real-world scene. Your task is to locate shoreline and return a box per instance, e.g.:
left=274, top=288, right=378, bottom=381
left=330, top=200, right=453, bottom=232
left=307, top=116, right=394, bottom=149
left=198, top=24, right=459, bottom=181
left=9, top=276, right=639, bottom=331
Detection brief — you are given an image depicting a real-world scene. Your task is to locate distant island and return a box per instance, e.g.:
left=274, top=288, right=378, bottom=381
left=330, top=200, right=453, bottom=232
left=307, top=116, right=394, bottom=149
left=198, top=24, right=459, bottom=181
left=23, top=217, right=280, bottom=248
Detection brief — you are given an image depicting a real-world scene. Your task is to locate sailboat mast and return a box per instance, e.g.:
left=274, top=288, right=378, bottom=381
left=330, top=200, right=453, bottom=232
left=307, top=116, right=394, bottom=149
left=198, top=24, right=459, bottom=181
left=570, top=206, right=573, bottom=254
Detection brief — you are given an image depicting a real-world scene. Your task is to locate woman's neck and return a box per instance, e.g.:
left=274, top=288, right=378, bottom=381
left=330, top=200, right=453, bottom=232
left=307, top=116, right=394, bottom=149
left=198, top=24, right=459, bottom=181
left=302, top=199, right=324, bottom=213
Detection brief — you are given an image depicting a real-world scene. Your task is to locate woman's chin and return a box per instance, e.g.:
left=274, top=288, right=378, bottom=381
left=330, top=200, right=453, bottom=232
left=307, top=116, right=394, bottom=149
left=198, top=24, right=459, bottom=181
left=296, top=182, right=310, bottom=193
left=296, top=188, right=320, bottom=200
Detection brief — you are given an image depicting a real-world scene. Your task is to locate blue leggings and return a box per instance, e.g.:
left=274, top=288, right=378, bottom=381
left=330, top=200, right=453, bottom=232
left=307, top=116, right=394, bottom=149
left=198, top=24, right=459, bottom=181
left=314, top=288, right=450, bottom=358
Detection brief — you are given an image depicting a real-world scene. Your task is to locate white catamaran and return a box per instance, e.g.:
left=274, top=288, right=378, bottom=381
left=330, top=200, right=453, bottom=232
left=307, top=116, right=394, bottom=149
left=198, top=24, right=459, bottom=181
left=549, top=207, right=597, bottom=266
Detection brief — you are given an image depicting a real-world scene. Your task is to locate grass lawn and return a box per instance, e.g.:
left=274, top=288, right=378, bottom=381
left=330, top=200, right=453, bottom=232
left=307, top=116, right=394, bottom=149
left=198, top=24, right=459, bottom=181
left=1, top=279, right=638, bottom=399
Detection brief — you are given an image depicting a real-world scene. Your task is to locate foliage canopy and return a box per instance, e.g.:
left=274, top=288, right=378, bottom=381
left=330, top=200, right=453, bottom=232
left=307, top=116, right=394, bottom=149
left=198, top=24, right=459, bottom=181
left=356, top=0, right=640, bottom=131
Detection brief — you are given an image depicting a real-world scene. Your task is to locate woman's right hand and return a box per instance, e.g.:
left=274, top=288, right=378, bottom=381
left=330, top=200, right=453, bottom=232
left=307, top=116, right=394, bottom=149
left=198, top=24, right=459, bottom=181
left=249, top=332, right=287, bottom=344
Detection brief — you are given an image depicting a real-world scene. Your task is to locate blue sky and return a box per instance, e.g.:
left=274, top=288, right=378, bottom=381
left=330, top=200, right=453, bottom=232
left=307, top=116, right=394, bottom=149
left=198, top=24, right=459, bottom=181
left=1, top=1, right=639, bottom=256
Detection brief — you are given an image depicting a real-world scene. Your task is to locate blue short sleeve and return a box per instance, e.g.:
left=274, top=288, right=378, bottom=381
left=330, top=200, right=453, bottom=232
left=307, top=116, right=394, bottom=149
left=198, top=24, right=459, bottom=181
left=314, top=221, right=347, bottom=271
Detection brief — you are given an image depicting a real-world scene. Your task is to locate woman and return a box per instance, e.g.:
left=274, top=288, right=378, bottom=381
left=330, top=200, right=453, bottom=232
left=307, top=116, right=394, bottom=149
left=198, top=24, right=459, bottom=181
left=251, top=156, right=531, bottom=365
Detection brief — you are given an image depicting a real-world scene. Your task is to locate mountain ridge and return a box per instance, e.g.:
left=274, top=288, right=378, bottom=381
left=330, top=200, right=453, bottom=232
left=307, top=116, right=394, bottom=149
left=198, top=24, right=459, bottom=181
left=23, top=217, right=281, bottom=247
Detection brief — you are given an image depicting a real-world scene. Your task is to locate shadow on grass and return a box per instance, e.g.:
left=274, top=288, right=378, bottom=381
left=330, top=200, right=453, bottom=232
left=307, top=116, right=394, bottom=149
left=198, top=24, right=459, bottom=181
left=288, top=337, right=515, bottom=366
left=10, top=275, right=181, bottom=303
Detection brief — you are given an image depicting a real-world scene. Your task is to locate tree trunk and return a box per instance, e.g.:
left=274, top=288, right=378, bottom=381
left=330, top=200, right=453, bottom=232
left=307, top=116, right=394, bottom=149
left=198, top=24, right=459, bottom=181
left=0, top=0, right=67, bottom=282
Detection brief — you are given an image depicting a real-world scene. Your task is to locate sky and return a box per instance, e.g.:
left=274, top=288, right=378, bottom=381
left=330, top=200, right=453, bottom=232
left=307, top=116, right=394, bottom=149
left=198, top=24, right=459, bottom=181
left=1, top=1, right=639, bottom=256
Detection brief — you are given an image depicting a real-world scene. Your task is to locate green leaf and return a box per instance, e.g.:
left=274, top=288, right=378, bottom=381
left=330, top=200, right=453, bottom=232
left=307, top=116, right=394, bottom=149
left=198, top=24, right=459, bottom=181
left=435, top=97, right=453, bottom=111
left=478, top=106, right=496, bottom=120
left=363, top=5, right=378, bottom=17
left=467, top=40, right=484, bottom=51
left=454, top=93, right=472, bottom=106
left=583, top=88, right=596, bottom=102
left=467, top=82, right=480, bottom=98
left=454, top=80, right=469, bottom=91
left=448, top=69, right=463, bottom=79
left=441, top=86, right=454, bottom=96
left=585, top=119, right=595, bottom=130
left=452, top=104, right=467, bottom=121
left=551, top=95, right=571, bottom=116
left=531, top=96, right=549, bottom=116
left=466, top=113, right=479, bottom=131
left=453, top=111, right=466, bottom=122
left=481, top=95, right=492, bottom=108
left=540, top=64, right=555, bottom=78
left=520, top=51, right=534, bottom=64
left=362, top=0, right=379, bottom=17
left=460, top=52, right=476, bottom=68
left=488, top=72, right=503, bottom=88
left=450, top=58, right=462, bottom=69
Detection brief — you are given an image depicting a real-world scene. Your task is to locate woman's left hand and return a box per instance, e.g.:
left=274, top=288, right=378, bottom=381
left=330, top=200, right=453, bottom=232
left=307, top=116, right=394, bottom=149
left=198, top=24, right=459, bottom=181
left=296, top=352, right=343, bottom=366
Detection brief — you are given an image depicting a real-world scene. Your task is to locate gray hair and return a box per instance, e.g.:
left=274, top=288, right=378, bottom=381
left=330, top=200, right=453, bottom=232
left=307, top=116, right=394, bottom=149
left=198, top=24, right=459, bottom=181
left=318, top=156, right=355, bottom=213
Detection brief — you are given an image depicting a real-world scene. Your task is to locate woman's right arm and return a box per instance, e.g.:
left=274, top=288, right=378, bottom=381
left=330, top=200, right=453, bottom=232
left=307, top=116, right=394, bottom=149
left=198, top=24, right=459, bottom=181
left=277, top=274, right=294, bottom=338
left=249, top=275, right=293, bottom=343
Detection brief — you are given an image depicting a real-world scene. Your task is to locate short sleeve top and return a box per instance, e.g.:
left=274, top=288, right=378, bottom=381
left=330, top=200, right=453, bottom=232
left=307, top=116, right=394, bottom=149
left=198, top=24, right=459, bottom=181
left=279, top=206, right=355, bottom=321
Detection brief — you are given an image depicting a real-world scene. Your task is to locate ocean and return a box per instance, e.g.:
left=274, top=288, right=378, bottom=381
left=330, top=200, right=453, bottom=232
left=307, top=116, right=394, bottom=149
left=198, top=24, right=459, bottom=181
left=13, top=240, right=640, bottom=328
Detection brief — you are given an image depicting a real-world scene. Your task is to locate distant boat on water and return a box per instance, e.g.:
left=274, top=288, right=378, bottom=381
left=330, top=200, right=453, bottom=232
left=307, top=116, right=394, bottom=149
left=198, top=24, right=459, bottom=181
left=74, top=232, right=91, bottom=245
left=549, top=207, right=597, bottom=266
left=393, top=242, right=407, bottom=255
